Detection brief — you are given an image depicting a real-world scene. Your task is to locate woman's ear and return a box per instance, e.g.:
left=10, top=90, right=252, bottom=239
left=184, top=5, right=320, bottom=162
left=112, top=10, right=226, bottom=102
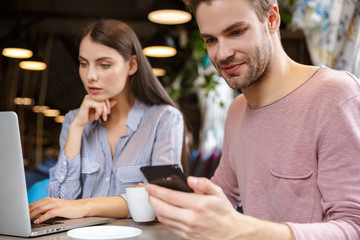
left=268, top=4, right=281, bottom=34
left=128, top=55, right=138, bottom=76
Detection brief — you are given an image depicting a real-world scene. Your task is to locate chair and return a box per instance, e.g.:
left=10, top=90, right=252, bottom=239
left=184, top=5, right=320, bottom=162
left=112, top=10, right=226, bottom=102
left=27, top=178, right=49, bottom=204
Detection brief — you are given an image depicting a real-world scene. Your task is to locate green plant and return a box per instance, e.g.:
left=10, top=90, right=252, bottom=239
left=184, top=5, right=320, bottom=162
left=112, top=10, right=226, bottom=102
left=166, top=21, right=220, bottom=103
left=279, top=0, right=296, bottom=25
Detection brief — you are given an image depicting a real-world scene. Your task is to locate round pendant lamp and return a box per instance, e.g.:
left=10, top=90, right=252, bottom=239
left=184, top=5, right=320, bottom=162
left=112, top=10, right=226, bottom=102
left=143, top=33, right=177, bottom=58
left=43, top=109, right=60, bottom=117
left=148, top=9, right=192, bottom=25
left=143, top=46, right=177, bottom=58
left=152, top=68, right=166, bottom=77
left=19, top=61, right=47, bottom=71
left=148, top=0, right=191, bottom=25
left=2, top=47, right=33, bottom=59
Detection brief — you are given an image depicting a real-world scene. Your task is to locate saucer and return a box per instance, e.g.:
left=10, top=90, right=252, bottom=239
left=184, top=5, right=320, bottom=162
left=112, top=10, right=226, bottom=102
left=67, top=225, right=142, bottom=240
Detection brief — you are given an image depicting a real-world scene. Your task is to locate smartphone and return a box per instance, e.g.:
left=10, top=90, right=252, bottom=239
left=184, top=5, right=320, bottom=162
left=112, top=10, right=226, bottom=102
left=140, top=164, right=194, bottom=192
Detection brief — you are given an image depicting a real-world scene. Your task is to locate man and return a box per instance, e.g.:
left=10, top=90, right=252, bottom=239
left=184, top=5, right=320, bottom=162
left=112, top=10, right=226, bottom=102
left=145, top=0, right=360, bottom=239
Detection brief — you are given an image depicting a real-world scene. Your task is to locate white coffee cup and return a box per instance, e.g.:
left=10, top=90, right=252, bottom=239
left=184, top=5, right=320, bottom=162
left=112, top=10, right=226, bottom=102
left=126, top=186, right=156, bottom=222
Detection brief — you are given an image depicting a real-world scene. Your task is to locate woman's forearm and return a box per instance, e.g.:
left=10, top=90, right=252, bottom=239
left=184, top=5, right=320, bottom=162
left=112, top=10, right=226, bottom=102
left=64, top=122, right=85, bottom=159
left=82, top=196, right=129, bottom=219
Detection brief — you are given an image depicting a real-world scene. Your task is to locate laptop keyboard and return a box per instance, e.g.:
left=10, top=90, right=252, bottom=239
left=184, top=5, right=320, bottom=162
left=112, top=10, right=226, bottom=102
left=31, top=218, right=65, bottom=229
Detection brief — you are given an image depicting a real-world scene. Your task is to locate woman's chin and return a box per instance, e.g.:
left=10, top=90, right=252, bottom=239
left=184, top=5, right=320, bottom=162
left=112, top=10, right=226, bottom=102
left=88, top=94, right=107, bottom=102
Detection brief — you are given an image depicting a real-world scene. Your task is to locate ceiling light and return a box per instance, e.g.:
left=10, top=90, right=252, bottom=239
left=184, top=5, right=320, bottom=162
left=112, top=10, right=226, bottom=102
left=152, top=68, right=166, bottom=77
left=54, top=115, right=65, bottom=123
left=144, top=33, right=177, bottom=58
left=32, top=105, right=49, bottom=113
left=148, top=9, right=192, bottom=25
left=143, top=46, right=177, bottom=58
left=19, top=61, right=47, bottom=71
left=2, top=48, right=33, bottom=59
left=43, top=109, right=60, bottom=117
left=13, top=97, right=34, bottom=106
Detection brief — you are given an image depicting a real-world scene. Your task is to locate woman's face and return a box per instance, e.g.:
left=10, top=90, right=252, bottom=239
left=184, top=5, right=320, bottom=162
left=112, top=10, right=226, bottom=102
left=78, top=35, right=137, bottom=102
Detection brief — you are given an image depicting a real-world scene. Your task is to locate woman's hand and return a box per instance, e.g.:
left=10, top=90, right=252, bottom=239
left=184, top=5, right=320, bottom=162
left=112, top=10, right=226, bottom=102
left=29, top=196, right=130, bottom=223
left=63, top=95, right=117, bottom=159
left=72, top=95, right=117, bottom=128
left=29, top=197, right=88, bottom=224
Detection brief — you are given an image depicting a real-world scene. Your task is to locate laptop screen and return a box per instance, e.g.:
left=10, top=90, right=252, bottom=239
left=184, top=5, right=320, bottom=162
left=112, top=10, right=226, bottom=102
left=0, top=112, right=109, bottom=237
left=0, top=111, right=32, bottom=237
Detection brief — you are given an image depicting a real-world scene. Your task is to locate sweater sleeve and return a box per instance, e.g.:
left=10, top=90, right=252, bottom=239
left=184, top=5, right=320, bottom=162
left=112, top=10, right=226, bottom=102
left=286, top=96, right=360, bottom=239
left=211, top=100, right=241, bottom=208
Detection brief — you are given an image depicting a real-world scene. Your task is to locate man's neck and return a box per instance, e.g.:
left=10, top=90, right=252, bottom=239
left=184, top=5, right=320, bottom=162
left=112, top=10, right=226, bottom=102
left=241, top=49, right=316, bottom=108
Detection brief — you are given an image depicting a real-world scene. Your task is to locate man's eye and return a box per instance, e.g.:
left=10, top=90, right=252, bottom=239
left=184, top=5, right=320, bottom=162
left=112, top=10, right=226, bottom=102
left=232, top=30, right=242, bottom=36
left=205, top=38, right=216, bottom=44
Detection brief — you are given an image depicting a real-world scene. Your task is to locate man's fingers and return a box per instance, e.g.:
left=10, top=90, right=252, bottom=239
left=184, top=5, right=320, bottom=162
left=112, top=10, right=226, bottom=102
left=148, top=192, right=191, bottom=226
left=187, top=176, right=222, bottom=196
left=148, top=192, right=204, bottom=240
left=146, top=184, right=189, bottom=208
left=146, top=183, right=211, bottom=212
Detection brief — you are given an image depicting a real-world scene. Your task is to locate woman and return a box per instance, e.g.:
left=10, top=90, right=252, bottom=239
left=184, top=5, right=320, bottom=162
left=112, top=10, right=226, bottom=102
left=29, top=19, right=187, bottom=223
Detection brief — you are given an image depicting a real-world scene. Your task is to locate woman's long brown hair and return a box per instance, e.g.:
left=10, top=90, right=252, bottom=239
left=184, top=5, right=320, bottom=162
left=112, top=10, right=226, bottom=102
left=80, top=19, right=189, bottom=174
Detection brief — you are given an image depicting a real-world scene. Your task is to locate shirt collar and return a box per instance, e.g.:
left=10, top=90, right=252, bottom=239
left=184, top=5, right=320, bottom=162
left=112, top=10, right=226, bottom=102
left=126, top=99, right=145, bottom=132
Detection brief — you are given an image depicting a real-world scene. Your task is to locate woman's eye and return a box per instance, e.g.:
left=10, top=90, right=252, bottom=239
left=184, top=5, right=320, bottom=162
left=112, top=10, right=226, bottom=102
left=100, top=63, right=110, bottom=69
left=79, top=62, right=87, bottom=67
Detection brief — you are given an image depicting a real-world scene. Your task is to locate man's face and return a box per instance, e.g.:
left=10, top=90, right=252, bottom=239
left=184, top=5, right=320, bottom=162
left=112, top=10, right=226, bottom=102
left=196, top=0, right=273, bottom=91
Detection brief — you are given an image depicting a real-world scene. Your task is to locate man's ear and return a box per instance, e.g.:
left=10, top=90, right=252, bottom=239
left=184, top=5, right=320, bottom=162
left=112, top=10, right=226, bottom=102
left=128, top=55, right=138, bottom=76
left=268, top=4, right=281, bottom=34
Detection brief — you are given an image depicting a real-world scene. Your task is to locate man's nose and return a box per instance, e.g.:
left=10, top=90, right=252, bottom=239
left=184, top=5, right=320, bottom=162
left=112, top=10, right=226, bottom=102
left=216, top=39, right=234, bottom=62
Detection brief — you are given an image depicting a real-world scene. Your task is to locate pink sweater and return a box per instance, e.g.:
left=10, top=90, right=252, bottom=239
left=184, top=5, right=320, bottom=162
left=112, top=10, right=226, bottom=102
left=212, top=66, right=360, bottom=239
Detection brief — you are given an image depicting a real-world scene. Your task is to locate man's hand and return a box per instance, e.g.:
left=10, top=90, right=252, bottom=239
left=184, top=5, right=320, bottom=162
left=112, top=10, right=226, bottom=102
left=146, top=176, right=240, bottom=240
left=146, top=176, right=294, bottom=240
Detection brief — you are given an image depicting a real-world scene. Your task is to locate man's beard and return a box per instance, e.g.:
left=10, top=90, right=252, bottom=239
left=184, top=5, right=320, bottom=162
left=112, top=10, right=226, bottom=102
left=215, top=34, right=272, bottom=91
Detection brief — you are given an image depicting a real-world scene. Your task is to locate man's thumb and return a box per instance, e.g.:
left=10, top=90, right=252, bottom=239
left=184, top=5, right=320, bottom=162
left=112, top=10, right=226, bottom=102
left=187, top=176, right=219, bottom=195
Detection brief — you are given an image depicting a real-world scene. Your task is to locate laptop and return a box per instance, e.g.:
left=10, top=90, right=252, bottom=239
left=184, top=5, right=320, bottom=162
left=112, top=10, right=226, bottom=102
left=0, top=111, right=110, bottom=237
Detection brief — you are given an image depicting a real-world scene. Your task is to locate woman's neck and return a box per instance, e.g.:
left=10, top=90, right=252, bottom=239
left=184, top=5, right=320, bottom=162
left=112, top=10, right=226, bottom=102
left=106, top=92, right=135, bottom=124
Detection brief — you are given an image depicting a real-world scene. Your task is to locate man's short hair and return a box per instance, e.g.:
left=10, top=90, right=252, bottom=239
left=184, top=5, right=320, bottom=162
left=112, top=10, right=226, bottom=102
left=183, top=0, right=278, bottom=22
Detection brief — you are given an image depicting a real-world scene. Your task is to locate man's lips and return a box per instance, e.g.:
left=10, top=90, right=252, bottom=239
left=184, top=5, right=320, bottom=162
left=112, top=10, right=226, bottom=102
left=88, top=87, right=102, bottom=95
left=221, top=64, right=242, bottom=75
